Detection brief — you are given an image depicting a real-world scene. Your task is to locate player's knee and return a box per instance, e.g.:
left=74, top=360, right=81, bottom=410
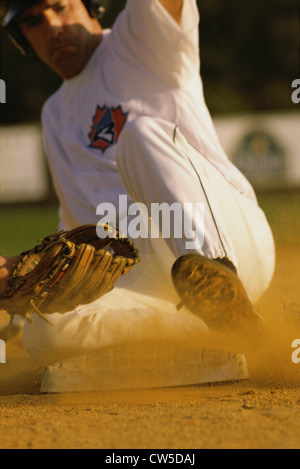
left=119, top=116, right=153, bottom=145
left=117, top=116, right=155, bottom=166
left=117, top=116, right=177, bottom=172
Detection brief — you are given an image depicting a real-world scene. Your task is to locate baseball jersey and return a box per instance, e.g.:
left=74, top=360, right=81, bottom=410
left=42, top=0, right=256, bottom=230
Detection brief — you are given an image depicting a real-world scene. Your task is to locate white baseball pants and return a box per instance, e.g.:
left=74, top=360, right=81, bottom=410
left=23, top=117, right=275, bottom=365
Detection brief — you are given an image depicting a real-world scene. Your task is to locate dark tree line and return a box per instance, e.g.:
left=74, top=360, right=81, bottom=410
left=0, top=0, right=299, bottom=124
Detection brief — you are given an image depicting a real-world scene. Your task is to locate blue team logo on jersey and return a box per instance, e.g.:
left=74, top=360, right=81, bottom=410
left=88, top=105, right=128, bottom=152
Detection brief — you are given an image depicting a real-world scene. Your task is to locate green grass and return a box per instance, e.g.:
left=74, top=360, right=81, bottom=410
left=0, top=205, right=59, bottom=257
left=257, top=191, right=300, bottom=246
left=0, top=191, right=299, bottom=257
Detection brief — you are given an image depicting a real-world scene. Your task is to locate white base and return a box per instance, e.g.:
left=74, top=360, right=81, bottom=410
left=40, top=342, right=249, bottom=393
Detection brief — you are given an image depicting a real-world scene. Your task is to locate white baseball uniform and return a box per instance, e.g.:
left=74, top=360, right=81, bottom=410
left=22, top=0, right=275, bottom=365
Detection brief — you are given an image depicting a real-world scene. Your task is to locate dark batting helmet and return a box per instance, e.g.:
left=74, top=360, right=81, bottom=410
left=2, top=0, right=106, bottom=56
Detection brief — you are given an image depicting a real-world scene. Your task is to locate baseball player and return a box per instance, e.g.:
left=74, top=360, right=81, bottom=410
left=1, top=0, right=275, bottom=364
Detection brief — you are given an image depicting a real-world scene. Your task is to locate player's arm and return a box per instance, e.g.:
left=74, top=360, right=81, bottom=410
left=158, top=0, right=183, bottom=24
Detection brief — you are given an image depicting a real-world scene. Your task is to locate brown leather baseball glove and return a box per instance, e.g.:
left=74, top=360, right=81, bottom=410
left=0, top=224, right=140, bottom=325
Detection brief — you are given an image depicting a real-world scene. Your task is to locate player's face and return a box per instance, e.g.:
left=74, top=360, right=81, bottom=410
left=18, top=0, right=102, bottom=79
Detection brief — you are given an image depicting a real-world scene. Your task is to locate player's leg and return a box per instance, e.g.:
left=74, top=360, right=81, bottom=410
left=114, top=117, right=238, bottom=304
left=116, top=117, right=275, bottom=332
left=22, top=287, right=209, bottom=366
left=116, top=116, right=275, bottom=301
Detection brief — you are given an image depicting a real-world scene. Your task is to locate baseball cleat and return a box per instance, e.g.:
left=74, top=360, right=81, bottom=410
left=172, top=254, right=264, bottom=333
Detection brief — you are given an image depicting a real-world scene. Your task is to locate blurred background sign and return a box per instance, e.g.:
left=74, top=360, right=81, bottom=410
left=0, top=124, right=49, bottom=203
left=214, top=112, right=300, bottom=191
